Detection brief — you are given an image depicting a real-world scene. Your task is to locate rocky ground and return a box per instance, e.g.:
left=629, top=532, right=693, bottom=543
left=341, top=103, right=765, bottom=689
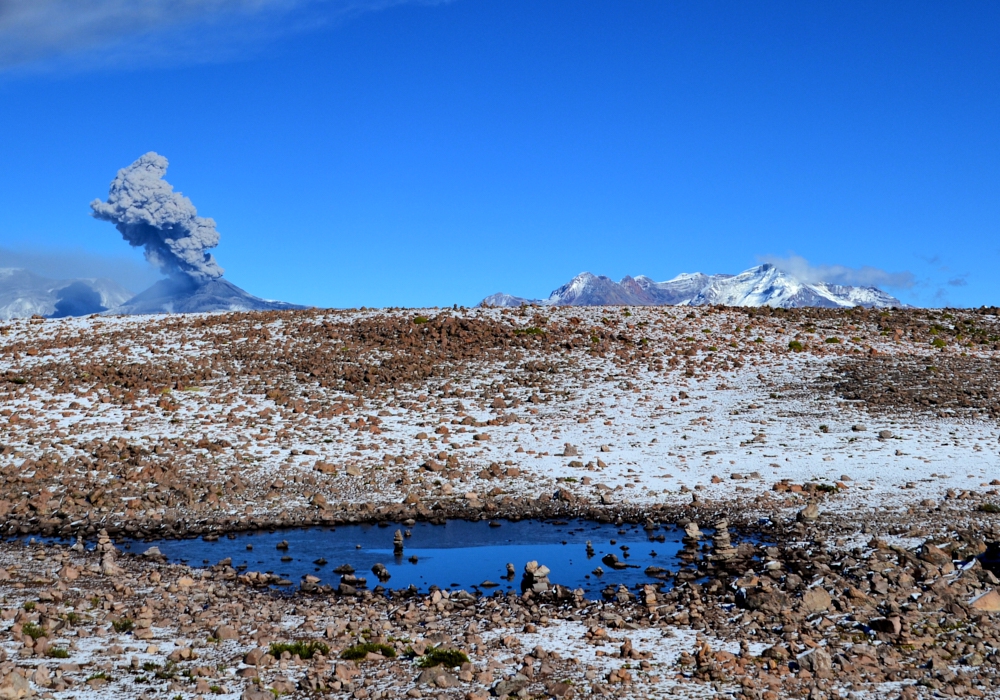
left=0, top=304, right=998, bottom=699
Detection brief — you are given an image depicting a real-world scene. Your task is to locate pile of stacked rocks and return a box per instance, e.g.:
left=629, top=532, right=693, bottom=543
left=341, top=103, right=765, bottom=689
left=521, top=561, right=551, bottom=594
left=96, top=529, right=121, bottom=576
left=710, top=519, right=738, bottom=563
left=678, top=521, right=702, bottom=567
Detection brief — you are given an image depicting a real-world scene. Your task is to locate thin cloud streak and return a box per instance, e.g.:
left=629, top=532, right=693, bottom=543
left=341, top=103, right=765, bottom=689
left=758, top=253, right=916, bottom=289
left=0, top=0, right=449, bottom=73
left=0, top=246, right=162, bottom=293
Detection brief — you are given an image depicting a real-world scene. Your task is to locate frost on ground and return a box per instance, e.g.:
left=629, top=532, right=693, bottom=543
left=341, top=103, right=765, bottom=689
left=0, top=305, right=998, bottom=699
left=0, top=305, right=996, bottom=536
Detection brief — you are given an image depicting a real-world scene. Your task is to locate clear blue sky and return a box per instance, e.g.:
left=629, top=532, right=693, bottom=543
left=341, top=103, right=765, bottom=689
left=0, top=0, right=997, bottom=308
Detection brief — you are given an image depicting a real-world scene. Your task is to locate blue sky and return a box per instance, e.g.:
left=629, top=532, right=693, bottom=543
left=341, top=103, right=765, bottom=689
left=0, top=0, right=997, bottom=308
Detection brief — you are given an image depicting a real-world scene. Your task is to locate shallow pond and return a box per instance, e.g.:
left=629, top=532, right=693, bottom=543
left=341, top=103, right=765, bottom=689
left=115, top=519, right=706, bottom=599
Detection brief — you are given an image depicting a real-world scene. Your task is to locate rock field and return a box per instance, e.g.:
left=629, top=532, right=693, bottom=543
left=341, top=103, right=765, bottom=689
left=0, top=304, right=998, bottom=699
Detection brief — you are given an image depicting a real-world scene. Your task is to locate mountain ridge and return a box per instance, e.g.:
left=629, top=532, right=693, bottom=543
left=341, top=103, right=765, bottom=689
left=0, top=268, right=134, bottom=320
left=0, top=268, right=307, bottom=319
left=480, top=264, right=905, bottom=309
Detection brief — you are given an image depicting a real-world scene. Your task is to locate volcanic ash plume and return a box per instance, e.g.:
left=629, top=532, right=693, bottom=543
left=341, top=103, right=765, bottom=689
left=91, top=152, right=224, bottom=282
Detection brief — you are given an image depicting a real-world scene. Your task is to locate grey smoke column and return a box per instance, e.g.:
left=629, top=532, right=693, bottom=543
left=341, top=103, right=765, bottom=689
left=91, top=152, right=224, bottom=282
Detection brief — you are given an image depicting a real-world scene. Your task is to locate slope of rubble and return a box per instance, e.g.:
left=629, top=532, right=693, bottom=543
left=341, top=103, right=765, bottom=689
left=0, top=304, right=997, bottom=699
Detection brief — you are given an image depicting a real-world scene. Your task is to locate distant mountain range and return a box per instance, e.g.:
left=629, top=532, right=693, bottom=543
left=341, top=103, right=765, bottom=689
left=0, top=268, right=304, bottom=319
left=481, top=264, right=905, bottom=309
left=0, top=269, right=133, bottom=320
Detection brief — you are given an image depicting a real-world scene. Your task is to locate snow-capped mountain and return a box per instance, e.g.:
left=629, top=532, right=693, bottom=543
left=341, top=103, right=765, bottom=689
left=479, top=292, right=535, bottom=308
left=110, top=277, right=306, bottom=315
left=625, top=272, right=733, bottom=305
left=0, top=268, right=134, bottom=320
left=685, top=264, right=903, bottom=308
left=480, top=264, right=905, bottom=309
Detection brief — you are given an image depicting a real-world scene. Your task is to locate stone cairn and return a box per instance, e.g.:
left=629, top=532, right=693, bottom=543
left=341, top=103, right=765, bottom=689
left=678, top=521, right=703, bottom=567
left=96, top=529, right=121, bottom=576
left=711, top=519, right=738, bottom=563
left=393, top=530, right=404, bottom=555
left=521, top=561, right=551, bottom=594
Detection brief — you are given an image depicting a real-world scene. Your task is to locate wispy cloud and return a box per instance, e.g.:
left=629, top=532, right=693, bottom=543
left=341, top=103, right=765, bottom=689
left=0, top=0, right=447, bottom=73
left=758, top=252, right=916, bottom=289
left=0, top=247, right=162, bottom=293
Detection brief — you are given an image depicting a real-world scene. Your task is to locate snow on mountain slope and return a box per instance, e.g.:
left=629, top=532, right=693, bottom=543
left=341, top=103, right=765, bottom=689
left=547, top=273, right=646, bottom=306
left=480, top=292, right=537, bottom=307
left=627, top=272, right=731, bottom=305
left=480, top=264, right=905, bottom=309
left=686, top=265, right=905, bottom=308
left=0, top=268, right=134, bottom=320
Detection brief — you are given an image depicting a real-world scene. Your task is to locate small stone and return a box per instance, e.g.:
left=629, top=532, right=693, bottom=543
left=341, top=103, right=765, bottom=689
left=797, top=503, right=820, bottom=522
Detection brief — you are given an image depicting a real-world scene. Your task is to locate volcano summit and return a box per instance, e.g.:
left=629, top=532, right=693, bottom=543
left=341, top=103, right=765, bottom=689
left=91, top=152, right=304, bottom=315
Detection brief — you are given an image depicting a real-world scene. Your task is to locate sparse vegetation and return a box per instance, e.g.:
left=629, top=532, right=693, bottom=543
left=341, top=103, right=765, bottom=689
left=269, top=640, right=330, bottom=660
left=416, top=647, right=470, bottom=668
left=21, top=623, right=46, bottom=640
left=112, top=617, right=134, bottom=633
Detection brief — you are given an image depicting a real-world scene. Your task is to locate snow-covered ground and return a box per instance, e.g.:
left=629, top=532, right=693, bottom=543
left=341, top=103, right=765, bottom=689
left=0, top=305, right=995, bottom=528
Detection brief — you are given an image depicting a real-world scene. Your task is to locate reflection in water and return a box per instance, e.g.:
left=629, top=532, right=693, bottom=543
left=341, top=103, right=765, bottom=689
left=110, top=519, right=711, bottom=599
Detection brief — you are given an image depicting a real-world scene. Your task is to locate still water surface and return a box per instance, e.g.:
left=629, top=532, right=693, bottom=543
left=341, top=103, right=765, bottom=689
left=117, top=519, right=699, bottom=599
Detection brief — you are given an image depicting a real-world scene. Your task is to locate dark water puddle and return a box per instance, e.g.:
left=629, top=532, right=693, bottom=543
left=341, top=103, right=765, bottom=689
left=981, top=542, right=1000, bottom=576
left=107, top=519, right=703, bottom=599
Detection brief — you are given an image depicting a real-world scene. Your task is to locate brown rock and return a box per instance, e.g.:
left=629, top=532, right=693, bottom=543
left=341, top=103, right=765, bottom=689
left=797, top=503, right=820, bottom=522
left=919, top=543, right=951, bottom=567
left=0, top=670, right=33, bottom=699
left=242, top=689, right=273, bottom=700
left=970, top=589, right=1000, bottom=612
left=214, top=624, right=238, bottom=640
left=798, top=647, right=833, bottom=679
left=870, top=616, right=902, bottom=635
left=800, top=587, right=832, bottom=614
